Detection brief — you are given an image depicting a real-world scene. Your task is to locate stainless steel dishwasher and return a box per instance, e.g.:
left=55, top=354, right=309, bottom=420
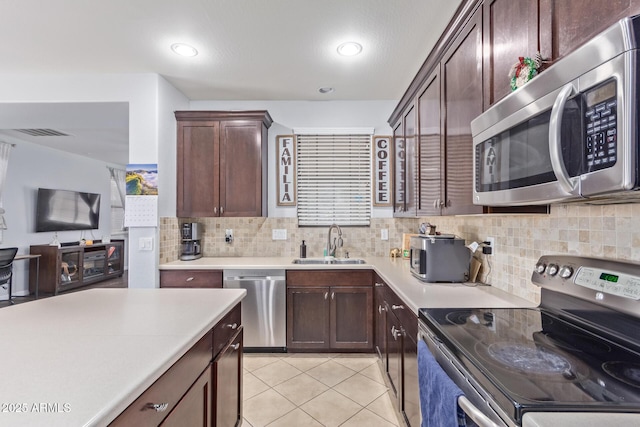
left=223, top=269, right=286, bottom=352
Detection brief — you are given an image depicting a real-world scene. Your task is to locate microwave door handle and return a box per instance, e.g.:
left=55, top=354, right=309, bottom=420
left=549, top=83, right=579, bottom=195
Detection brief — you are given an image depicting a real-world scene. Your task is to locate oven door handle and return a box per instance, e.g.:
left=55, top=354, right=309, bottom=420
left=458, top=396, right=502, bottom=427
left=549, top=82, right=579, bottom=195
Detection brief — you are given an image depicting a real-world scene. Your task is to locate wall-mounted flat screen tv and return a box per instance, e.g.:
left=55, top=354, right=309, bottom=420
left=35, top=188, right=101, bottom=232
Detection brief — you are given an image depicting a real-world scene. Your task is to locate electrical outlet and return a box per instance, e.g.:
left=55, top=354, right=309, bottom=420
left=381, top=229, right=389, bottom=240
left=484, top=236, right=495, bottom=256
left=272, top=229, right=287, bottom=240
left=225, top=229, right=233, bottom=244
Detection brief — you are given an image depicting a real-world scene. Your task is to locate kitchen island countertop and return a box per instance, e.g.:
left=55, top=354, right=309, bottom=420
left=160, top=256, right=537, bottom=312
left=0, top=288, right=246, bottom=427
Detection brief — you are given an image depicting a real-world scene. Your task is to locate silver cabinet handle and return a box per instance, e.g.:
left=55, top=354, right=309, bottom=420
left=214, top=207, right=217, bottom=214
left=391, top=304, right=404, bottom=310
left=220, top=206, right=224, bottom=214
left=324, top=292, right=329, bottom=300
left=331, top=292, right=335, bottom=300
left=374, top=282, right=384, bottom=287
left=226, top=323, right=238, bottom=330
left=186, top=277, right=194, bottom=282
left=231, top=343, right=240, bottom=350
left=378, top=304, right=386, bottom=314
left=146, top=403, right=169, bottom=412
left=391, top=326, right=402, bottom=340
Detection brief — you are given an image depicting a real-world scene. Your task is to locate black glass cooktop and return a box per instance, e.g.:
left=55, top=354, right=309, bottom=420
left=419, top=306, right=640, bottom=423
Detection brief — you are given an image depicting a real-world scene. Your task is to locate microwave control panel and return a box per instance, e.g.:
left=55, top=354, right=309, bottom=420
left=584, top=79, right=617, bottom=172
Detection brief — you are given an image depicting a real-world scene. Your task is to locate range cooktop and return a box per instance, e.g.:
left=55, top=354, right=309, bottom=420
left=419, top=255, right=640, bottom=424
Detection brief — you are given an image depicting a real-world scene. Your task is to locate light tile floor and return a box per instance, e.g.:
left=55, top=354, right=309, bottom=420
left=243, top=353, right=400, bottom=427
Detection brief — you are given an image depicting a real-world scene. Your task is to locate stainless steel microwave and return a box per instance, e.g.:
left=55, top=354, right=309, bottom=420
left=471, top=15, right=640, bottom=206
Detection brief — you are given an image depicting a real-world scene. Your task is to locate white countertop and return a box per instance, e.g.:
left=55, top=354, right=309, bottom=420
left=0, top=288, right=246, bottom=427
left=160, top=256, right=537, bottom=312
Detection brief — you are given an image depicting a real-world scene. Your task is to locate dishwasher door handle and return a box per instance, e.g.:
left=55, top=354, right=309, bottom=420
left=226, top=276, right=285, bottom=282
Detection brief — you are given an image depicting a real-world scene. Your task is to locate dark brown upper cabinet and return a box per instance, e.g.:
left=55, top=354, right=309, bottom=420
left=539, top=0, right=640, bottom=63
left=176, top=111, right=272, bottom=218
left=483, top=0, right=539, bottom=108
left=441, top=7, right=484, bottom=215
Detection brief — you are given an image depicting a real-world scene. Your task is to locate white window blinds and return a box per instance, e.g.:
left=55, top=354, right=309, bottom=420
left=296, top=133, right=372, bottom=226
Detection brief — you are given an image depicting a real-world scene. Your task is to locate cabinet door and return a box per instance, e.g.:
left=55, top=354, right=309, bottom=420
left=287, top=286, right=330, bottom=349
left=219, top=120, right=264, bottom=217
left=539, top=0, right=640, bottom=62
left=177, top=120, right=220, bottom=217
left=161, top=364, right=212, bottom=427
left=417, top=69, right=443, bottom=216
left=483, top=0, right=539, bottom=108
left=213, top=329, right=243, bottom=427
left=330, top=286, right=373, bottom=350
left=393, top=121, right=406, bottom=215
left=441, top=6, right=484, bottom=215
left=397, top=307, right=419, bottom=427
left=385, top=303, right=403, bottom=399
left=403, top=106, right=418, bottom=217
left=373, top=279, right=387, bottom=360
left=106, top=242, right=124, bottom=277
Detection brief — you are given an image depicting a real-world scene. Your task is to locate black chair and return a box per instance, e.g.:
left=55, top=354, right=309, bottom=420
left=0, top=248, right=19, bottom=305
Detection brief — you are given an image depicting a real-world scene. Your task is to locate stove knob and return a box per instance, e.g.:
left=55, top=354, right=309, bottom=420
left=559, top=265, right=574, bottom=279
left=547, top=264, right=559, bottom=276
left=535, top=262, right=546, bottom=274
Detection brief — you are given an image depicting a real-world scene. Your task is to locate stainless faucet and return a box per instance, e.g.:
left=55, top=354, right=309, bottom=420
left=326, top=223, right=343, bottom=257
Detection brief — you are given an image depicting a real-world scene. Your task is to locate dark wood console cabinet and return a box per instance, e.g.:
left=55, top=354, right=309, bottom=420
left=29, top=240, right=124, bottom=295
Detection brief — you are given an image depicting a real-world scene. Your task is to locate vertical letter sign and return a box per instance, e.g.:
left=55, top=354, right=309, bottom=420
left=277, top=135, right=296, bottom=206
left=373, top=136, right=392, bottom=206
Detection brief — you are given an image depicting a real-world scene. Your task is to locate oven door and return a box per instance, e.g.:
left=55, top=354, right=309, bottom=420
left=418, top=323, right=512, bottom=427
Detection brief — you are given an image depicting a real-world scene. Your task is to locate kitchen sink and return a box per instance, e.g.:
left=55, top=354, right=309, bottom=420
left=292, top=258, right=367, bottom=265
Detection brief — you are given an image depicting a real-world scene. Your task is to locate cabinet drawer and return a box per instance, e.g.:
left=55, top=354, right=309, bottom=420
left=213, top=303, right=242, bottom=358
left=160, top=270, right=223, bottom=288
left=287, top=270, right=372, bottom=287
left=110, top=330, right=213, bottom=426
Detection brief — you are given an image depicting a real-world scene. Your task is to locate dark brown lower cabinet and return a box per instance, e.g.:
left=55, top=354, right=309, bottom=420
left=375, top=274, right=419, bottom=427
left=213, top=328, right=243, bottom=427
left=161, top=365, right=212, bottom=427
left=287, top=287, right=331, bottom=349
left=287, top=270, right=373, bottom=352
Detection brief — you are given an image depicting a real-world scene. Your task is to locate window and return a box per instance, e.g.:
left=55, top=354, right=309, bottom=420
left=296, top=132, right=372, bottom=226
left=108, top=168, right=126, bottom=233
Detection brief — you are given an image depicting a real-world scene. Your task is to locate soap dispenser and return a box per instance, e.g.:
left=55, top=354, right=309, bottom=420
left=300, top=240, right=307, bottom=258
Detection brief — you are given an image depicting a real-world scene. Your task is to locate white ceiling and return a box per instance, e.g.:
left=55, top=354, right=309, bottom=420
left=0, top=0, right=463, bottom=164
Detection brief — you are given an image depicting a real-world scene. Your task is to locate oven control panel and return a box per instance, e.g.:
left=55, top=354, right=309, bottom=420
left=533, top=255, right=640, bottom=303
left=574, top=267, right=640, bottom=300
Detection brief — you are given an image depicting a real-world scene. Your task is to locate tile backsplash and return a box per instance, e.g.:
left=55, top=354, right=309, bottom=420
left=160, top=203, right=640, bottom=304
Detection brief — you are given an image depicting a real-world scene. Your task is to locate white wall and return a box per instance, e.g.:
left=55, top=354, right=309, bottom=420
left=0, top=73, right=186, bottom=292
left=0, top=136, right=118, bottom=297
left=187, top=100, right=397, bottom=218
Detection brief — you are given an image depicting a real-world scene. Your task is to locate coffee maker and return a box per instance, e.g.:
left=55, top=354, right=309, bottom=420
left=180, top=223, right=202, bottom=261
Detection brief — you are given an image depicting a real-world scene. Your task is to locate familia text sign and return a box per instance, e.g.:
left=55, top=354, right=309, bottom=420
left=276, top=135, right=296, bottom=205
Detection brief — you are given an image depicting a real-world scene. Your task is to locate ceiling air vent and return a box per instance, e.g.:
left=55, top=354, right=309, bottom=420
left=14, top=129, right=70, bottom=137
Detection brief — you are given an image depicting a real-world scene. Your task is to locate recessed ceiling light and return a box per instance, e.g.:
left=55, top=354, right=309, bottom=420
left=337, top=42, right=362, bottom=57
left=318, top=87, right=335, bottom=94
left=171, top=43, right=198, bottom=57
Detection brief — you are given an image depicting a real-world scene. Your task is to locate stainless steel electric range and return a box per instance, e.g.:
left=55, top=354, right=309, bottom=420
left=419, top=255, right=640, bottom=426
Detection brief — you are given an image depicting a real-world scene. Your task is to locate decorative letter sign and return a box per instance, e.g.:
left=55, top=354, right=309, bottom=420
left=276, top=135, right=296, bottom=206
left=373, top=136, right=392, bottom=206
